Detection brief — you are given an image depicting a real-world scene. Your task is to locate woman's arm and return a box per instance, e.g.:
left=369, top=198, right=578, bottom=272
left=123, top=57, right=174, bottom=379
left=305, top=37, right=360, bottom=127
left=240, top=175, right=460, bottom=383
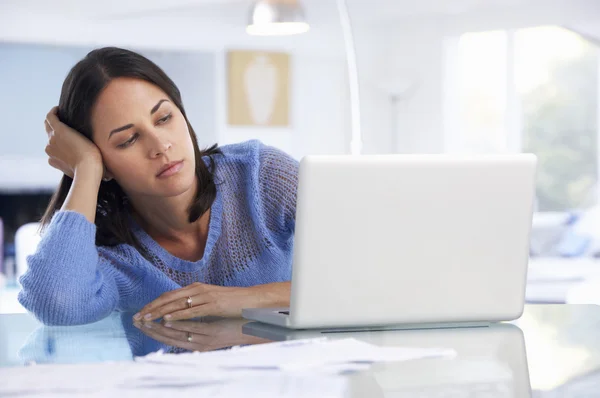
left=45, top=106, right=105, bottom=223
left=250, top=281, right=291, bottom=308
left=257, top=144, right=299, bottom=235
left=18, top=211, right=123, bottom=326
left=20, top=108, right=124, bottom=325
left=62, top=161, right=103, bottom=223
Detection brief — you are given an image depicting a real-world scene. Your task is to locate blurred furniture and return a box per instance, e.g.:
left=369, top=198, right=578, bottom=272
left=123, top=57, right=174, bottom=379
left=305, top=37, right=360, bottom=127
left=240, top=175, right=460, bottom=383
left=0, top=222, right=41, bottom=314
left=529, top=212, right=572, bottom=256
left=0, top=286, right=26, bottom=314
left=527, top=257, right=600, bottom=303
left=14, top=222, right=41, bottom=282
left=526, top=211, right=600, bottom=303
left=0, top=217, right=4, bottom=277
left=566, top=277, right=600, bottom=304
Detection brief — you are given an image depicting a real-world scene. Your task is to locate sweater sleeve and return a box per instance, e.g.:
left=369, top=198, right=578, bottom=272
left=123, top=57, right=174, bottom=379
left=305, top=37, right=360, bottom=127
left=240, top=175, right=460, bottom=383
left=18, top=211, right=134, bottom=326
left=257, top=144, right=299, bottom=236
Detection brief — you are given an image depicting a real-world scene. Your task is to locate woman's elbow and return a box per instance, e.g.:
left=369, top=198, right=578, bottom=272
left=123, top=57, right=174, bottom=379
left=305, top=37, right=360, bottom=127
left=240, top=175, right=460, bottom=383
left=18, top=285, right=117, bottom=326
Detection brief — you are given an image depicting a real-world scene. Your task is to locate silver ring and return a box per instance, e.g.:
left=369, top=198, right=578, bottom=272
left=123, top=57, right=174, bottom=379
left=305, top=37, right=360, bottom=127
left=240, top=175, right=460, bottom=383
left=186, top=296, right=193, bottom=309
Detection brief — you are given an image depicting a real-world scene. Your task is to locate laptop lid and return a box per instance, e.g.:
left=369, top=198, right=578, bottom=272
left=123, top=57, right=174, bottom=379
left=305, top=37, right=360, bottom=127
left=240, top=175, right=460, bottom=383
left=288, top=154, right=536, bottom=328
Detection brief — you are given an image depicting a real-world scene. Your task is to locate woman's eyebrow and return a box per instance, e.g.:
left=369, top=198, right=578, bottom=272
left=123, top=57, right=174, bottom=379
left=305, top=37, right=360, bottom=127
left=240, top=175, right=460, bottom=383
left=108, top=99, right=171, bottom=140
left=150, top=99, right=169, bottom=115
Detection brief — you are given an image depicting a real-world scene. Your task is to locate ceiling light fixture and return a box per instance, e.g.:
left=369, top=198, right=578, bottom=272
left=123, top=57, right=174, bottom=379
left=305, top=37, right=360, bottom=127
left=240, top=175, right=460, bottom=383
left=247, top=0, right=310, bottom=36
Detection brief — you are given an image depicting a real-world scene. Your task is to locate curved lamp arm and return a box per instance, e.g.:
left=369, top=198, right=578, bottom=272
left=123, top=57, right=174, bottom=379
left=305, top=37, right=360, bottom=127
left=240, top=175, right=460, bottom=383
left=337, top=0, right=362, bottom=155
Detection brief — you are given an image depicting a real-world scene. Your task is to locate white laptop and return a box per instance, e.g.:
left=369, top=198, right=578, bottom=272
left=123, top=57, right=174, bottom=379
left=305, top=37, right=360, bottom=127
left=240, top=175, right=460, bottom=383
left=243, top=154, right=537, bottom=330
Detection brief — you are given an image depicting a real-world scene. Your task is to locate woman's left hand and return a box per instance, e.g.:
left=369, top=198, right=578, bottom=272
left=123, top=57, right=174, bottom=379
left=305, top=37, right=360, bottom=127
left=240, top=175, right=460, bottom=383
left=134, top=282, right=290, bottom=322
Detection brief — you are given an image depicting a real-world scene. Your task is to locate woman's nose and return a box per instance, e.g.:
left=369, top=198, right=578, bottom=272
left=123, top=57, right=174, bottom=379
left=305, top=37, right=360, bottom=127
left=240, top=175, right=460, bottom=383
left=147, top=130, right=172, bottom=159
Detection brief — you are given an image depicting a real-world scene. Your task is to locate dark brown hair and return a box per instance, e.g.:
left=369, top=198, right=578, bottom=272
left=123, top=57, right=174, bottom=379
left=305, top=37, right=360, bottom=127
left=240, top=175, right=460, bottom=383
left=40, top=47, right=221, bottom=256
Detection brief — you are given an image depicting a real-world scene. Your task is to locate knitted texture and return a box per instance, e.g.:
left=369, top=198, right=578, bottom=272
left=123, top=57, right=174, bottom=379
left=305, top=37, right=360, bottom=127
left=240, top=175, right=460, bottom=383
left=18, top=140, right=298, bottom=325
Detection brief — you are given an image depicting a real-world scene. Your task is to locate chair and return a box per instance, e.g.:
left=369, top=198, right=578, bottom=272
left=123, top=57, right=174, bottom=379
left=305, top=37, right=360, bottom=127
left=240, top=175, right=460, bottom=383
left=15, top=222, right=41, bottom=281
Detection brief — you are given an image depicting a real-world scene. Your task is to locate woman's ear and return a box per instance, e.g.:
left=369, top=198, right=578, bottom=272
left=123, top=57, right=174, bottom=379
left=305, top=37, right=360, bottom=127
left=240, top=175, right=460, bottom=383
left=103, top=169, right=114, bottom=182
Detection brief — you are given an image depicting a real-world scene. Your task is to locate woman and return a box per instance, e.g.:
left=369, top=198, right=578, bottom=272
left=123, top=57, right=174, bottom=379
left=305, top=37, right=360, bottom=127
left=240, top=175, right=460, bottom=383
left=18, top=47, right=298, bottom=326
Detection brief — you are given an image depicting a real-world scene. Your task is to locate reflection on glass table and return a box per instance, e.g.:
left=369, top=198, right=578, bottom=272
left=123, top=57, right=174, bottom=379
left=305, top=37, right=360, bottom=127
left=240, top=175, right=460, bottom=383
left=244, top=321, right=529, bottom=397
left=11, top=313, right=271, bottom=365
left=1, top=305, right=600, bottom=397
left=131, top=317, right=271, bottom=355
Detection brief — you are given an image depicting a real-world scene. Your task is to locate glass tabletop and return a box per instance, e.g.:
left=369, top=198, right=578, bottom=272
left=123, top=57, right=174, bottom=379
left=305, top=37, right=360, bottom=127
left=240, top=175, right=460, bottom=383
left=1, top=304, right=600, bottom=396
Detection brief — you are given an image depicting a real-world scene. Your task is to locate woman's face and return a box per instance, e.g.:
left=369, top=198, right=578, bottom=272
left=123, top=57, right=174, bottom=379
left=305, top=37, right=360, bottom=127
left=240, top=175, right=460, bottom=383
left=90, top=77, right=196, bottom=199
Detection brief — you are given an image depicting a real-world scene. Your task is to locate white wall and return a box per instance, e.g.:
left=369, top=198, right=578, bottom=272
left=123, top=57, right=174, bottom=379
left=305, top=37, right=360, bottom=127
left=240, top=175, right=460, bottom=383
left=385, top=22, right=446, bottom=154
left=0, top=45, right=86, bottom=158
left=0, top=44, right=86, bottom=192
left=354, top=28, right=395, bottom=155
left=215, top=51, right=350, bottom=159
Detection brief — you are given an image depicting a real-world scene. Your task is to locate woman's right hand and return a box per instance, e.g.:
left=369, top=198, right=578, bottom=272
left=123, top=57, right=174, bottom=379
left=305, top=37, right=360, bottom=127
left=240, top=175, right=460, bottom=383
left=44, top=106, right=104, bottom=180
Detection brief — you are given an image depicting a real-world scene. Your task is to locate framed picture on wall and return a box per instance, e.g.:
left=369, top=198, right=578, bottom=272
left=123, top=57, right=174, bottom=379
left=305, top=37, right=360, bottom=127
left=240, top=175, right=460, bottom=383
left=227, top=50, right=290, bottom=127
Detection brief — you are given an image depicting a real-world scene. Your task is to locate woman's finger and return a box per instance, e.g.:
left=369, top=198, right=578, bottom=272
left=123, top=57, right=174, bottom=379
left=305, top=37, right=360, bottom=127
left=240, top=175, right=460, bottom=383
left=135, top=322, right=208, bottom=351
left=163, top=320, right=272, bottom=350
left=48, top=158, right=60, bottom=169
left=46, top=106, right=59, bottom=119
left=45, top=108, right=60, bottom=129
left=167, top=319, right=249, bottom=336
left=163, top=320, right=216, bottom=335
left=136, top=283, right=209, bottom=320
left=165, top=301, right=218, bottom=322
left=151, top=322, right=210, bottom=343
left=142, top=292, right=212, bottom=322
left=134, top=323, right=196, bottom=350
left=145, top=296, right=189, bottom=321
left=47, top=156, right=73, bottom=178
left=44, top=119, right=54, bottom=137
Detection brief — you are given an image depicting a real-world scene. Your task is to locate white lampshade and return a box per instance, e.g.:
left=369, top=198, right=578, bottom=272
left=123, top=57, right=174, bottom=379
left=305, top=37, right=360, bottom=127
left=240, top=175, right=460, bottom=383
left=247, top=0, right=310, bottom=36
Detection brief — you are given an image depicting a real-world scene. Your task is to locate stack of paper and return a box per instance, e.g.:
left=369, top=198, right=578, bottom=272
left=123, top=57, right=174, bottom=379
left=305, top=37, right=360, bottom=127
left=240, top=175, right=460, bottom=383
left=137, top=337, right=456, bottom=373
left=0, top=337, right=456, bottom=397
left=0, top=363, right=350, bottom=398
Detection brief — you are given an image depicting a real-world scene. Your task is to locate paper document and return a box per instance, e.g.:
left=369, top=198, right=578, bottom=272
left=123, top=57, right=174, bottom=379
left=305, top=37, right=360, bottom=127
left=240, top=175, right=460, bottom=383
left=0, top=363, right=349, bottom=398
left=0, top=337, right=455, bottom=397
left=136, top=337, right=456, bottom=371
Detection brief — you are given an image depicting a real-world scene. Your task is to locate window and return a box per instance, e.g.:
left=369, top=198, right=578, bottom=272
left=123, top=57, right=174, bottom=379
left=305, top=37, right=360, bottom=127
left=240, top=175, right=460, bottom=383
left=457, top=30, right=508, bottom=153
left=446, top=26, right=599, bottom=212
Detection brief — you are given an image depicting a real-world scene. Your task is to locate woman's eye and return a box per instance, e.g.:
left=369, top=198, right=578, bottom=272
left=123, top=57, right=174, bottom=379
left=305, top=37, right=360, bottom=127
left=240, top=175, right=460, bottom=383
left=157, top=114, right=172, bottom=124
left=118, top=133, right=139, bottom=148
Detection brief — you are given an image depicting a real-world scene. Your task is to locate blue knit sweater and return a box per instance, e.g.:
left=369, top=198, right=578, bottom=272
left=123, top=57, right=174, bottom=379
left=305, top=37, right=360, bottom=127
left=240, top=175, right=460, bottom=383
left=18, top=140, right=299, bottom=326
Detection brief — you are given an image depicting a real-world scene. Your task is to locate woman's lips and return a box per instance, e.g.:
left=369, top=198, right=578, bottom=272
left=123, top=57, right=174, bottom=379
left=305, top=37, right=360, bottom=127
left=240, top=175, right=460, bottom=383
left=156, top=160, right=184, bottom=178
